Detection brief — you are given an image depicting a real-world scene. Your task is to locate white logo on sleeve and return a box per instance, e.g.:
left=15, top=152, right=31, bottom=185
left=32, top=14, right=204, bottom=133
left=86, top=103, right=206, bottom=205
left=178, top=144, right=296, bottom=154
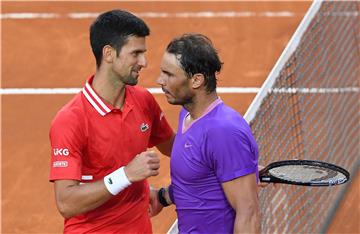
left=81, top=175, right=93, bottom=180
left=53, top=161, right=68, bottom=168
left=53, top=148, right=69, bottom=156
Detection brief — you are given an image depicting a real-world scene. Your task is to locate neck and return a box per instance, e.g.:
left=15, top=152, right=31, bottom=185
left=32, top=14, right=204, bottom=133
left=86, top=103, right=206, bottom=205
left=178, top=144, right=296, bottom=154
left=184, top=91, right=218, bottom=120
left=92, top=69, right=126, bottom=109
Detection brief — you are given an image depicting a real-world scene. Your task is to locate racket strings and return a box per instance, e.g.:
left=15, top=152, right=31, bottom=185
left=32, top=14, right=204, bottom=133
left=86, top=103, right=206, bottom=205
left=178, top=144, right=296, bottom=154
left=268, top=165, right=347, bottom=183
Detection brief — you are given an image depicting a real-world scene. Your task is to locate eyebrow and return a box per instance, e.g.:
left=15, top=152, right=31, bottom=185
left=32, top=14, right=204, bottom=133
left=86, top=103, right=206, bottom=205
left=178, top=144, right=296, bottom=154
left=132, top=49, right=147, bottom=54
left=161, top=69, right=173, bottom=76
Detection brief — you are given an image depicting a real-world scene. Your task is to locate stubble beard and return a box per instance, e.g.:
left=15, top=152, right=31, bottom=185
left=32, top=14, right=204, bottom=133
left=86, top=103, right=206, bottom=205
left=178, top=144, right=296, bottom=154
left=168, top=95, right=192, bottom=107
left=124, top=74, right=138, bottom=86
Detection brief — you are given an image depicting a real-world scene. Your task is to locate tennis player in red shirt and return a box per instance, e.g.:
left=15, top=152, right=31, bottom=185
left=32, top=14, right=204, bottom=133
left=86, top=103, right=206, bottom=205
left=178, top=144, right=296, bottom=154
left=49, top=10, right=174, bottom=233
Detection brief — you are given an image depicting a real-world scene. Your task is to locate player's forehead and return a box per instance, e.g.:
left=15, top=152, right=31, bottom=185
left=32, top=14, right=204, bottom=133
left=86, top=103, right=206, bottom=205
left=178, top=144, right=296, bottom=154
left=121, top=36, right=147, bottom=53
left=161, top=52, right=182, bottom=70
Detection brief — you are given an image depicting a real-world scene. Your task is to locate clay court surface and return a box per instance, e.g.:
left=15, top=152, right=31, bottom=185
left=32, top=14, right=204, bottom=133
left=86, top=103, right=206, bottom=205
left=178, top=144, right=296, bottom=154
left=2, top=1, right=358, bottom=233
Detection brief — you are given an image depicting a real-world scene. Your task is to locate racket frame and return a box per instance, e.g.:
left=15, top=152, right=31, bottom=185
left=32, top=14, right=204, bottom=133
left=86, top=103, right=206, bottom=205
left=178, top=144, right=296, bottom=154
left=259, top=159, right=350, bottom=186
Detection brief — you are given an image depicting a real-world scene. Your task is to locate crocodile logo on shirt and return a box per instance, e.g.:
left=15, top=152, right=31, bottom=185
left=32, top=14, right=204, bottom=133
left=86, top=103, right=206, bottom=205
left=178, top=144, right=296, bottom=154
left=140, top=123, right=149, bottom=132
left=108, top=178, right=113, bottom=185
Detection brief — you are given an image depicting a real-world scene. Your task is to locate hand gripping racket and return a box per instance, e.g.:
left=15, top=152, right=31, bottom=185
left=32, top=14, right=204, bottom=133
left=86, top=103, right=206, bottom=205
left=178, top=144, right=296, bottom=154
left=259, top=160, right=350, bottom=186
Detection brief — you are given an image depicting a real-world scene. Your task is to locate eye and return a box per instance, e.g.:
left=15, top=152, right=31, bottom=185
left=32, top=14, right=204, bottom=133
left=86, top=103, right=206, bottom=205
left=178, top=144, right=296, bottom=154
left=132, top=50, right=146, bottom=57
left=161, top=70, right=172, bottom=78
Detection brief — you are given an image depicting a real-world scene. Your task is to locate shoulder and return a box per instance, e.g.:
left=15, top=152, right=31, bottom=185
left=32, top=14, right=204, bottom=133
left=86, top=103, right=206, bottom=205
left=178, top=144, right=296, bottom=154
left=127, top=86, right=162, bottom=114
left=127, top=85, right=157, bottom=106
left=216, top=103, right=243, bottom=120
left=50, top=93, right=85, bottom=131
left=127, top=85, right=153, bottom=99
left=205, top=104, right=250, bottom=137
left=49, top=94, right=88, bottom=150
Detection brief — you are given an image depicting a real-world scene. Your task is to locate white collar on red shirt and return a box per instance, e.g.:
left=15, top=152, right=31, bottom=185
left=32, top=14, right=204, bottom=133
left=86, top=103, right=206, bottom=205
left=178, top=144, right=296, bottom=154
left=82, top=76, right=112, bottom=116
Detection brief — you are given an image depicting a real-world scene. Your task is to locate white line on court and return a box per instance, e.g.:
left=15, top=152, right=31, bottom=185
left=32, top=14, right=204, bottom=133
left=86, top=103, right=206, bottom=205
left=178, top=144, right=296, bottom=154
left=0, top=87, right=358, bottom=95
left=0, top=11, right=297, bottom=19
left=0, top=87, right=260, bottom=95
left=1, top=11, right=358, bottom=19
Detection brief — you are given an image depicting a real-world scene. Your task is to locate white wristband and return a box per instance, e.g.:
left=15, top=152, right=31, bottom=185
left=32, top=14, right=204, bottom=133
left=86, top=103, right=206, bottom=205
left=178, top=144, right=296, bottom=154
left=104, top=166, right=132, bottom=195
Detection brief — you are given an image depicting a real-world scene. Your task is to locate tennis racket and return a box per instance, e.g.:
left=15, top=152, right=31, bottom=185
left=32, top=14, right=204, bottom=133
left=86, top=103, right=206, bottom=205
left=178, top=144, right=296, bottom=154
left=259, top=160, right=350, bottom=186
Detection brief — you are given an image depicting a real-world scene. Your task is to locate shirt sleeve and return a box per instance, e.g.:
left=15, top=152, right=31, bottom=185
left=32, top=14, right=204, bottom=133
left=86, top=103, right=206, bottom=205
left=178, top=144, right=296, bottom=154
left=49, top=110, right=84, bottom=182
left=146, top=93, right=174, bottom=148
left=203, top=123, right=258, bottom=183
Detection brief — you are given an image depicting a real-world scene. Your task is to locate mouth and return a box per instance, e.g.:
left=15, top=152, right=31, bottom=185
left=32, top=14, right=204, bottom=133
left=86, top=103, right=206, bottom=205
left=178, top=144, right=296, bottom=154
left=161, top=87, right=172, bottom=97
left=131, top=71, right=140, bottom=79
left=132, top=69, right=139, bottom=74
left=132, top=67, right=141, bottom=76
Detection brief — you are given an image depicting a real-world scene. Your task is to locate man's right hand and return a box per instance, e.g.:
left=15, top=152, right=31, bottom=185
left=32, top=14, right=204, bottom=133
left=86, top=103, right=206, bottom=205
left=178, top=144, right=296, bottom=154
left=124, top=151, right=160, bottom=182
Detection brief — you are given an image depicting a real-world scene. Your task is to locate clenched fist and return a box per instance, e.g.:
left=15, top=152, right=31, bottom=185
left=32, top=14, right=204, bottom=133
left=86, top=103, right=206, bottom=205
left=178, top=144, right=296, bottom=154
left=124, top=151, right=160, bottom=182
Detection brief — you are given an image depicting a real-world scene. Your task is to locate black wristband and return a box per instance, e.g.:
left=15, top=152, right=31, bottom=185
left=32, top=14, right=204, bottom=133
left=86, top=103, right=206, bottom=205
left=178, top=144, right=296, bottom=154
left=158, top=187, right=170, bottom=207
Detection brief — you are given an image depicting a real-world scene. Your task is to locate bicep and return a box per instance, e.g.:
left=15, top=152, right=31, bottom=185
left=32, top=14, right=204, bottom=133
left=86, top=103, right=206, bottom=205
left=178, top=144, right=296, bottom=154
left=205, top=126, right=258, bottom=182
left=53, top=179, right=111, bottom=218
left=54, top=179, right=108, bottom=202
left=222, top=173, right=259, bottom=211
left=54, top=180, right=79, bottom=199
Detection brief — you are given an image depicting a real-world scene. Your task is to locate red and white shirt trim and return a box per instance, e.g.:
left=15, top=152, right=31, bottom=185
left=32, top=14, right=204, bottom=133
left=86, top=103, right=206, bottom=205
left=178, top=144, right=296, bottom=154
left=82, top=80, right=111, bottom=116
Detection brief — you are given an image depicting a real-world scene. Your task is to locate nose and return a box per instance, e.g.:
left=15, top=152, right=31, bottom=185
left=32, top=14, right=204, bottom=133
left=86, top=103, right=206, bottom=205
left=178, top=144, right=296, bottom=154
left=157, top=73, right=165, bottom=86
left=138, top=54, right=147, bottom=68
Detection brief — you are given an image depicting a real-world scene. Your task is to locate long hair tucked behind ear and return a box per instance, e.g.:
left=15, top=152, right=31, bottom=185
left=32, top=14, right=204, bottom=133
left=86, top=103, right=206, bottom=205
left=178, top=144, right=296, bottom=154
left=166, top=34, right=223, bottom=93
left=90, top=10, right=150, bottom=68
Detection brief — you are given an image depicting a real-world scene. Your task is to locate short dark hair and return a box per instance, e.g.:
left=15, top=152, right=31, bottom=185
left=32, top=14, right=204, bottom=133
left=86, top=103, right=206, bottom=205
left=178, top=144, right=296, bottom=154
left=90, top=10, right=150, bottom=68
left=166, top=33, right=222, bottom=92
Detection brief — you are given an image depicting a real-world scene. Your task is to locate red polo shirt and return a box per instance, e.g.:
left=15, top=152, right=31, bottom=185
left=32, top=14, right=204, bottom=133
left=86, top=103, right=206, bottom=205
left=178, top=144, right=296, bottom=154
left=49, top=76, right=173, bottom=233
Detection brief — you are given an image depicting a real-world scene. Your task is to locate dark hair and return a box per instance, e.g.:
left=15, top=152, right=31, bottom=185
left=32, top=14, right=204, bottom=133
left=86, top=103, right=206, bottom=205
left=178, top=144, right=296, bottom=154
left=166, top=33, right=222, bottom=92
left=90, top=10, right=150, bottom=68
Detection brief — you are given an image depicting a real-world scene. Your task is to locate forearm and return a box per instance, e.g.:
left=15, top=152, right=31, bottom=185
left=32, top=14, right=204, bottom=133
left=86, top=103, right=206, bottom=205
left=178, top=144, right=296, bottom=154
left=55, top=151, right=159, bottom=218
left=234, top=207, right=261, bottom=234
left=222, top=173, right=261, bottom=234
left=148, top=185, right=173, bottom=217
left=55, top=180, right=112, bottom=218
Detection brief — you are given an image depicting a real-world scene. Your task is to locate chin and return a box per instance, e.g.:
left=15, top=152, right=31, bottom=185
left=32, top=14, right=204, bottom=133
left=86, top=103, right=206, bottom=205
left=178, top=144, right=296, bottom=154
left=167, top=99, right=185, bottom=106
left=165, top=97, right=175, bottom=105
left=125, top=82, right=137, bottom=86
left=125, top=77, right=138, bottom=86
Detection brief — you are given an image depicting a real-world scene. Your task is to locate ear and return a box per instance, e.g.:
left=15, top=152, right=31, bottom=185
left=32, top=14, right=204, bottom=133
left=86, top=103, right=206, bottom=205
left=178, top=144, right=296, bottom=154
left=191, top=73, right=205, bottom=89
left=102, top=45, right=115, bottom=64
